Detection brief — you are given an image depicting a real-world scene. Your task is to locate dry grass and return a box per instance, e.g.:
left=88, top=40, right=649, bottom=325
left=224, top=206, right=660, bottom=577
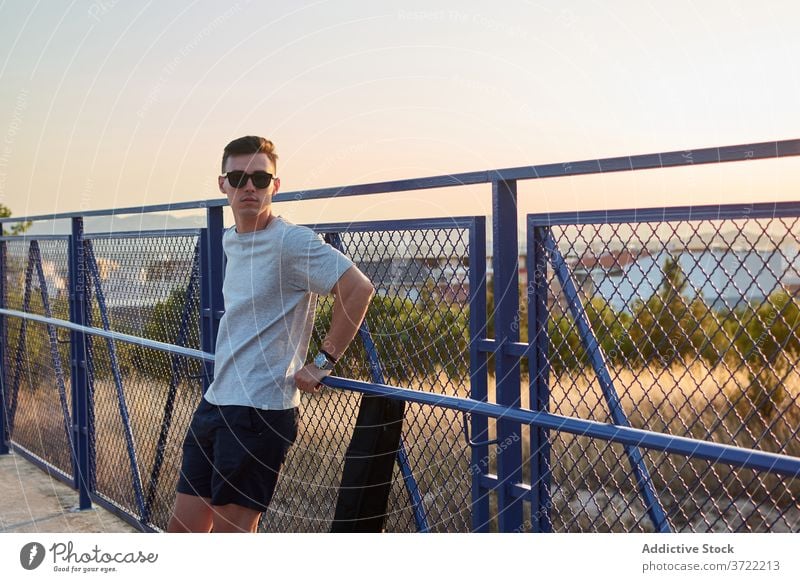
left=504, top=359, right=800, bottom=531
left=10, top=359, right=799, bottom=532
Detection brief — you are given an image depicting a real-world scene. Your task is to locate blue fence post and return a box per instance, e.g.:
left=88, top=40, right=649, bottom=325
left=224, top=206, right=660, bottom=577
left=468, top=216, right=490, bottom=531
left=491, top=178, right=524, bottom=532
left=200, top=207, right=225, bottom=393
left=68, top=217, right=92, bottom=509
left=527, top=223, right=552, bottom=532
left=0, top=224, right=8, bottom=455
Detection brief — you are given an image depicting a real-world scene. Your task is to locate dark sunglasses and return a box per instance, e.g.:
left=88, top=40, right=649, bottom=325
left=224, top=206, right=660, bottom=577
left=221, top=170, right=274, bottom=189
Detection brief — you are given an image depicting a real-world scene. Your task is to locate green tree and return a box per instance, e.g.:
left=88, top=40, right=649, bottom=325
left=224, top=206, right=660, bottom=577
left=628, top=254, right=720, bottom=367
left=136, top=287, right=200, bottom=382
left=729, top=290, right=800, bottom=419
left=311, top=279, right=470, bottom=386
left=0, top=203, right=32, bottom=235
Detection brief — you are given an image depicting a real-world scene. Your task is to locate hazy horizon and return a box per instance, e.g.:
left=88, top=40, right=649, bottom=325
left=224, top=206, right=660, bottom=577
left=1, top=1, right=799, bottom=227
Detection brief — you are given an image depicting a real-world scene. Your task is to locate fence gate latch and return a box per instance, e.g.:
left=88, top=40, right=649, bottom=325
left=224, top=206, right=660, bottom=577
left=461, top=411, right=501, bottom=448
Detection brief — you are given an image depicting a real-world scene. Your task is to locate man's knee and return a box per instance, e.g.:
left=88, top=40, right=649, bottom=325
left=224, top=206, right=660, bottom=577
left=167, top=493, right=213, bottom=533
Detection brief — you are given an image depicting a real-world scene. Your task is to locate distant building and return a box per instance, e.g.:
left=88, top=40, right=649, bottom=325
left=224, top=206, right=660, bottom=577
left=576, top=246, right=796, bottom=313
left=85, top=248, right=195, bottom=335
left=359, top=256, right=469, bottom=303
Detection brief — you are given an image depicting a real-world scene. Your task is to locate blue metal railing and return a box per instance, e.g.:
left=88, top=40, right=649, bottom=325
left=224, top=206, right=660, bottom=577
left=1, top=137, right=799, bottom=532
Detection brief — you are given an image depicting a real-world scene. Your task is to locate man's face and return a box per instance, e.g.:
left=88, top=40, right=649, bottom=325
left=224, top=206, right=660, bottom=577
left=218, top=152, right=281, bottom=221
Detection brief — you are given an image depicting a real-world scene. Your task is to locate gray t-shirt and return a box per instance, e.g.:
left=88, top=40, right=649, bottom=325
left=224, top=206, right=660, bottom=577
left=203, top=215, right=355, bottom=410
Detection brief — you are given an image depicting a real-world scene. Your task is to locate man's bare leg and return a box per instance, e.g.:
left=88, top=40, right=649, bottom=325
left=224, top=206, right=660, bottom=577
left=167, top=493, right=214, bottom=532
left=211, top=503, right=262, bottom=533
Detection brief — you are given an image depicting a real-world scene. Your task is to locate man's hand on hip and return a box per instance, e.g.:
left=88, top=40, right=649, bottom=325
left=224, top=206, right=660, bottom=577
left=294, top=364, right=331, bottom=394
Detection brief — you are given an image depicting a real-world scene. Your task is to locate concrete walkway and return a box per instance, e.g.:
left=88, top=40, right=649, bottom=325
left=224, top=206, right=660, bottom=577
left=0, top=451, right=138, bottom=533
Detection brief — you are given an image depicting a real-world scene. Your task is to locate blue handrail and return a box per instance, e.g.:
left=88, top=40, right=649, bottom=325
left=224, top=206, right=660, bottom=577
left=0, top=138, right=797, bottom=225
left=3, top=307, right=798, bottom=479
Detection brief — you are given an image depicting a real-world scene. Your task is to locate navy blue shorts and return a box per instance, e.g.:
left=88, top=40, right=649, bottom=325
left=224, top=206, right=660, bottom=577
left=176, top=398, right=299, bottom=512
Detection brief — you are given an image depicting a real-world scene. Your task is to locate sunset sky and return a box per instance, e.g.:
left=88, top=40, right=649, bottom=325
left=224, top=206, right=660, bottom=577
left=0, top=0, right=798, bottom=228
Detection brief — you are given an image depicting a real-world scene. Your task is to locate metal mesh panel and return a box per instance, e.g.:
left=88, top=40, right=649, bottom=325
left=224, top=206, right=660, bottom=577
left=384, top=403, right=471, bottom=531
left=4, top=320, right=73, bottom=477
left=4, top=239, right=70, bottom=320
left=11, top=212, right=794, bottom=533
left=83, top=233, right=201, bottom=529
left=531, top=215, right=800, bottom=532
left=88, top=339, right=203, bottom=527
left=3, top=238, right=73, bottom=478
left=541, top=442, right=799, bottom=532
left=84, top=235, right=200, bottom=343
left=264, top=224, right=474, bottom=532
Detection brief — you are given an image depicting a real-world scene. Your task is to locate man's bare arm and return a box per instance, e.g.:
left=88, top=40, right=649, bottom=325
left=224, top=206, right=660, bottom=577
left=321, top=265, right=375, bottom=360
left=294, top=265, right=375, bottom=392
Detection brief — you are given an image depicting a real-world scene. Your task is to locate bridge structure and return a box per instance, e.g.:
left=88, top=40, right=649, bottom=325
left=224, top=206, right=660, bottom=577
left=1, top=138, right=799, bottom=532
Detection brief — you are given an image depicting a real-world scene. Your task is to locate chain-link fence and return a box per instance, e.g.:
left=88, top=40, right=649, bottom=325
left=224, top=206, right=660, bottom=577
left=265, top=219, right=478, bottom=532
left=81, top=231, right=202, bottom=527
left=2, top=237, right=73, bottom=479
left=1, top=219, right=484, bottom=532
left=2, top=155, right=799, bottom=534
left=525, top=209, right=800, bottom=532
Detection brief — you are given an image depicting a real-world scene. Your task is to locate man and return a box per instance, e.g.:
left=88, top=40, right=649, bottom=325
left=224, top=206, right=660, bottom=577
left=167, top=136, right=375, bottom=533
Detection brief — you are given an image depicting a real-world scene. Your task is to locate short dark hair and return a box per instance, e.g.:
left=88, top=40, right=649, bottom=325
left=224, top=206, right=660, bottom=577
left=221, top=136, right=278, bottom=173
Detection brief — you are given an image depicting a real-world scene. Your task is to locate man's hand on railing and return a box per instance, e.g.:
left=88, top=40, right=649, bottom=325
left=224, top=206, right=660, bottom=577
left=294, top=364, right=331, bottom=394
